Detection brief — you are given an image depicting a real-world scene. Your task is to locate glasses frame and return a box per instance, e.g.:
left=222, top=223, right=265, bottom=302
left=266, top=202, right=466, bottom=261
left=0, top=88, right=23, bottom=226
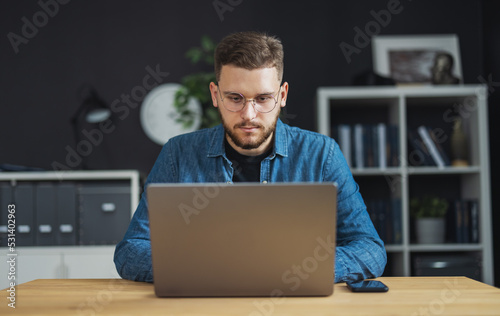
left=216, top=83, right=282, bottom=113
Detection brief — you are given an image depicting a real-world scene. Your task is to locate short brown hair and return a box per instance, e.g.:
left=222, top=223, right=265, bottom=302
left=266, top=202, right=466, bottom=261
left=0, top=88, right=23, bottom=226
left=214, top=31, right=284, bottom=82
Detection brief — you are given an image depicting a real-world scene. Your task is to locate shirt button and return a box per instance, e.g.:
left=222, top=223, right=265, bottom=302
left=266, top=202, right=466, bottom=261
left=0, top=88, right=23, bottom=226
left=262, top=180, right=268, bottom=184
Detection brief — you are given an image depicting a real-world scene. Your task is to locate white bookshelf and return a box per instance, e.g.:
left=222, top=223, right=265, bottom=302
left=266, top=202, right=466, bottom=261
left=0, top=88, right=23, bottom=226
left=0, top=170, right=140, bottom=289
left=316, top=85, right=493, bottom=285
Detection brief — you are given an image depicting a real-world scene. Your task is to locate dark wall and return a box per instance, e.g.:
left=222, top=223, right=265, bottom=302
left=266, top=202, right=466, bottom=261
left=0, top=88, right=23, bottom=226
left=0, top=0, right=498, bottom=285
left=482, top=0, right=500, bottom=287
left=0, top=0, right=485, bottom=174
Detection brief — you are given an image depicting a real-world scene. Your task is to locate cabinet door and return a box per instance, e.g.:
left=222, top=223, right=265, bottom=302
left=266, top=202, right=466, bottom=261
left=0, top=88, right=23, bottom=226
left=78, top=183, right=131, bottom=245
left=63, top=251, right=119, bottom=279
left=0, top=253, right=63, bottom=289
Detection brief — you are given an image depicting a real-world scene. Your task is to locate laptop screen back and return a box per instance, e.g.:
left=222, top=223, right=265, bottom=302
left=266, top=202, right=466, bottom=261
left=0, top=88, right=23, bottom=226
left=147, top=182, right=337, bottom=297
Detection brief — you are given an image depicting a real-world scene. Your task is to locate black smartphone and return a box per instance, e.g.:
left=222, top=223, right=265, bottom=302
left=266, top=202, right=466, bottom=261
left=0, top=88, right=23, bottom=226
left=346, top=280, right=389, bottom=292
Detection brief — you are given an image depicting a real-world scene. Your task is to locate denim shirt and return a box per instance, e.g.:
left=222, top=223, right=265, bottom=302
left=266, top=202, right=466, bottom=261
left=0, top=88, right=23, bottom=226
left=114, top=119, right=387, bottom=283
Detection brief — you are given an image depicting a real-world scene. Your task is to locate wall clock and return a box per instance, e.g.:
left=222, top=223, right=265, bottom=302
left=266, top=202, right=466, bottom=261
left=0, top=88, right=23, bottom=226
left=140, top=83, right=202, bottom=145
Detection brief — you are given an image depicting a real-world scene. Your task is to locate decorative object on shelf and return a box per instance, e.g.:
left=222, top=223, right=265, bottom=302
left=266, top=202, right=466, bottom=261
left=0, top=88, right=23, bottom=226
left=174, top=35, right=220, bottom=129
left=430, top=52, right=460, bottom=85
left=371, top=34, right=462, bottom=86
left=450, top=117, right=469, bottom=166
left=140, top=83, right=202, bottom=146
left=410, top=195, right=449, bottom=244
left=351, top=69, right=395, bottom=86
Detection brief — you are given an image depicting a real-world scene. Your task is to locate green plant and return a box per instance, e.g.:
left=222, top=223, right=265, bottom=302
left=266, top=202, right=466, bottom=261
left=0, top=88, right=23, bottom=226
left=174, top=35, right=220, bottom=129
left=410, top=195, right=449, bottom=218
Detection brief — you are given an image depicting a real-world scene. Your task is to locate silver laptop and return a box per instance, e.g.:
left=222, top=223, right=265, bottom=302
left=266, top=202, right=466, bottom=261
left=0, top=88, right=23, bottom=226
left=147, top=182, right=337, bottom=297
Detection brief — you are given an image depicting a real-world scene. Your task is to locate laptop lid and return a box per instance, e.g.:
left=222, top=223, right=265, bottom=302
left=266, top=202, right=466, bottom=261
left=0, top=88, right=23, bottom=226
left=147, top=182, right=337, bottom=297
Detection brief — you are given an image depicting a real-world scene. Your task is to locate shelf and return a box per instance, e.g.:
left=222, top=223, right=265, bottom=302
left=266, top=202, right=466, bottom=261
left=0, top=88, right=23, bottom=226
left=316, top=85, right=493, bottom=284
left=352, top=167, right=402, bottom=176
left=352, top=166, right=480, bottom=176
left=385, top=245, right=405, bottom=252
left=409, top=244, right=483, bottom=252
left=407, top=166, right=480, bottom=175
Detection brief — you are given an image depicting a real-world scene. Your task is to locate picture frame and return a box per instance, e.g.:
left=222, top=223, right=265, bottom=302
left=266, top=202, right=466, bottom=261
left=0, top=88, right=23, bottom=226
left=372, top=34, right=462, bottom=85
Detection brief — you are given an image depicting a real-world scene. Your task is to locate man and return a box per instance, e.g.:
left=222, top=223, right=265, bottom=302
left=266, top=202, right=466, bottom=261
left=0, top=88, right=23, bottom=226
left=114, top=31, right=386, bottom=283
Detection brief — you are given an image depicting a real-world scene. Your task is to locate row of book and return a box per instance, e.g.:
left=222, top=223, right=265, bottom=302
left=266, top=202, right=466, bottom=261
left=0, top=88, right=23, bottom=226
left=365, top=198, right=402, bottom=245
left=407, top=126, right=451, bottom=168
left=445, top=199, right=480, bottom=244
left=366, top=198, right=479, bottom=245
left=332, top=124, right=399, bottom=169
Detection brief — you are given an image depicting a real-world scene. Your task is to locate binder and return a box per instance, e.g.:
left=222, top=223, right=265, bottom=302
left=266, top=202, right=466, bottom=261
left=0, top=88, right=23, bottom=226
left=35, top=183, right=57, bottom=246
left=14, top=183, right=35, bottom=246
left=56, top=183, right=77, bottom=245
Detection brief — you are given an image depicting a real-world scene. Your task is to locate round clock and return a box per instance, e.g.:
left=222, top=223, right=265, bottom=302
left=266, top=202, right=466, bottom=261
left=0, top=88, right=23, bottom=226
left=140, top=83, right=202, bottom=145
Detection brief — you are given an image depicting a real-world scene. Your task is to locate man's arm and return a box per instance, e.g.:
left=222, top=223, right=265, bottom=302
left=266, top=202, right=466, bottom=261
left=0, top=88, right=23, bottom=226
left=114, top=196, right=154, bottom=282
left=114, top=142, right=176, bottom=282
left=324, top=140, right=387, bottom=283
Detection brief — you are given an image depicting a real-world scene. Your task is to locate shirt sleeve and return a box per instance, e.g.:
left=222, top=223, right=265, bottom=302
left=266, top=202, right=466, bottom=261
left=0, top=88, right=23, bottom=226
left=113, top=143, right=175, bottom=282
left=323, top=139, right=387, bottom=283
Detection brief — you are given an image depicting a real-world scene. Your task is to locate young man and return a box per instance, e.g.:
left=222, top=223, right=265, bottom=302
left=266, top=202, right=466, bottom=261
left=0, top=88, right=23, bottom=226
left=114, top=31, right=386, bottom=283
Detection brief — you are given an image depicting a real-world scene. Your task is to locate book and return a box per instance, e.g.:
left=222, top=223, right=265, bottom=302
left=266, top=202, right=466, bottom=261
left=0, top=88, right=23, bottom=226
left=391, top=198, right=402, bottom=244
left=407, top=129, right=435, bottom=166
left=364, top=124, right=375, bottom=167
left=377, top=123, right=387, bottom=169
left=469, top=200, right=480, bottom=243
left=447, top=199, right=480, bottom=244
left=354, top=124, right=364, bottom=168
left=387, top=125, right=399, bottom=167
left=338, top=125, right=352, bottom=167
left=427, top=127, right=451, bottom=166
left=417, top=125, right=446, bottom=168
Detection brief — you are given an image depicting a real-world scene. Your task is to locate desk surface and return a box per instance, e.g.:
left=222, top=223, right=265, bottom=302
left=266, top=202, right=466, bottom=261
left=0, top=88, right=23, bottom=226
left=2, top=277, right=499, bottom=315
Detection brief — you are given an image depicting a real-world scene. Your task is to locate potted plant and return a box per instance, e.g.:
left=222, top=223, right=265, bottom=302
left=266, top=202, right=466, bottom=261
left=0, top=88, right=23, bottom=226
left=410, top=195, right=449, bottom=244
left=174, top=35, right=221, bottom=129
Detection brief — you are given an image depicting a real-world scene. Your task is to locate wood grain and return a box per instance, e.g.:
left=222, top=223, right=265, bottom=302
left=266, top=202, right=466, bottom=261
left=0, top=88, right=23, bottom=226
left=1, top=277, right=499, bottom=315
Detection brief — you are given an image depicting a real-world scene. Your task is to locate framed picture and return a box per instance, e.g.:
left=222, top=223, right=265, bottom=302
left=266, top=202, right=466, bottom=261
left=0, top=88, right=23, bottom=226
left=372, top=34, right=462, bottom=85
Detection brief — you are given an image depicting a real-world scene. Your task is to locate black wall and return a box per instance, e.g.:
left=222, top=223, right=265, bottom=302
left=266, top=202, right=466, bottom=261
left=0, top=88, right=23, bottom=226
left=1, top=0, right=498, bottom=285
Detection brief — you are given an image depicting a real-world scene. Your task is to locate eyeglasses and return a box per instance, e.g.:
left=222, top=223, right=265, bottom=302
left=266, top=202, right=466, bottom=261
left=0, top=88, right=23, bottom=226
left=217, top=84, right=282, bottom=113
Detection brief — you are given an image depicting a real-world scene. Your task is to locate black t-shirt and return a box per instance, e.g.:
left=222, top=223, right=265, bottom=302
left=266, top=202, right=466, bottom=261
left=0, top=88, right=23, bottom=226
left=224, top=139, right=272, bottom=182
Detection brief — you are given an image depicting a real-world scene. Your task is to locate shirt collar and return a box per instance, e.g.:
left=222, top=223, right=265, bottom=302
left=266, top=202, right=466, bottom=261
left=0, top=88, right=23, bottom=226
left=207, top=119, right=288, bottom=158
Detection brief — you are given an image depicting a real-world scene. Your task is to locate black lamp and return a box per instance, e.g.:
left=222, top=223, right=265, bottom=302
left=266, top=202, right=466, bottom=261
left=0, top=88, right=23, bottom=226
left=71, top=86, right=112, bottom=169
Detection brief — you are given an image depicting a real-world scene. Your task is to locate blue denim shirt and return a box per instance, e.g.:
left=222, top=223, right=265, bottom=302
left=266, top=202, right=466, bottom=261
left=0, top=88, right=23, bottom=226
left=114, top=119, right=387, bottom=283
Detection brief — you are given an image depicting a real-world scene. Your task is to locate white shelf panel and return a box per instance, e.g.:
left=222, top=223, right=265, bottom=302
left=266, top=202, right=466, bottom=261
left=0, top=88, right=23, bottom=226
left=409, top=244, right=483, bottom=252
left=352, top=167, right=402, bottom=176
left=385, top=245, right=405, bottom=253
left=407, top=166, right=480, bottom=175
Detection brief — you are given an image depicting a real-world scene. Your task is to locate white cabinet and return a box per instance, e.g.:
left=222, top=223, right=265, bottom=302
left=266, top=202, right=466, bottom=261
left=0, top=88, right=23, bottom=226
left=0, top=246, right=119, bottom=289
left=316, top=85, right=493, bottom=285
left=0, top=170, right=139, bottom=289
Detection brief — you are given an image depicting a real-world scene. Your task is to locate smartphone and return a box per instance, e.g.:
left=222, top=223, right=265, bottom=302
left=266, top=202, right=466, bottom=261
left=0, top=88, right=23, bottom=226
left=346, top=280, right=389, bottom=292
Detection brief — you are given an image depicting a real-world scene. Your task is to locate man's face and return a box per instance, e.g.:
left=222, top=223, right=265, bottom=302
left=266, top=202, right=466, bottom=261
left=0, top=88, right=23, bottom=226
left=210, top=65, right=288, bottom=156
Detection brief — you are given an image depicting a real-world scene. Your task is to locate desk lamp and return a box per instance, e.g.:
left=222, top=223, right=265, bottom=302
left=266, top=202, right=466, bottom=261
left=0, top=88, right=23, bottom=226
left=71, top=86, right=111, bottom=169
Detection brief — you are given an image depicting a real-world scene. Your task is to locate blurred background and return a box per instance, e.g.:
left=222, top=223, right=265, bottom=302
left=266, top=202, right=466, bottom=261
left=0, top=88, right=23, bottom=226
left=1, top=0, right=499, bottom=286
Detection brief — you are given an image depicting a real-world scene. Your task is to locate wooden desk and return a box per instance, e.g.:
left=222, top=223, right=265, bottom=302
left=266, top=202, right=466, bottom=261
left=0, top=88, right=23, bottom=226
left=2, top=277, right=499, bottom=315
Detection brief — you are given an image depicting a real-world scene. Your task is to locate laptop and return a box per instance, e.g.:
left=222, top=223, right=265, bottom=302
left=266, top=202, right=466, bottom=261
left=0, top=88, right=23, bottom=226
left=147, top=182, right=337, bottom=297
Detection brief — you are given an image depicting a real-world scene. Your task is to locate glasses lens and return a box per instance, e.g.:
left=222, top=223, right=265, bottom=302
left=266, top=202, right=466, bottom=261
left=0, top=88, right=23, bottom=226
left=224, top=93, right=245, bottom=112
left=254, top=94, right=277, bottom=113
left=219, top=86, right=280, bottom=113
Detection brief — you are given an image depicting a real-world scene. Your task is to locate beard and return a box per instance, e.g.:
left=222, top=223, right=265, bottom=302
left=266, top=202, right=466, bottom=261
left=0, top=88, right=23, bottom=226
left=219, top=110, right=279, bottom=150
